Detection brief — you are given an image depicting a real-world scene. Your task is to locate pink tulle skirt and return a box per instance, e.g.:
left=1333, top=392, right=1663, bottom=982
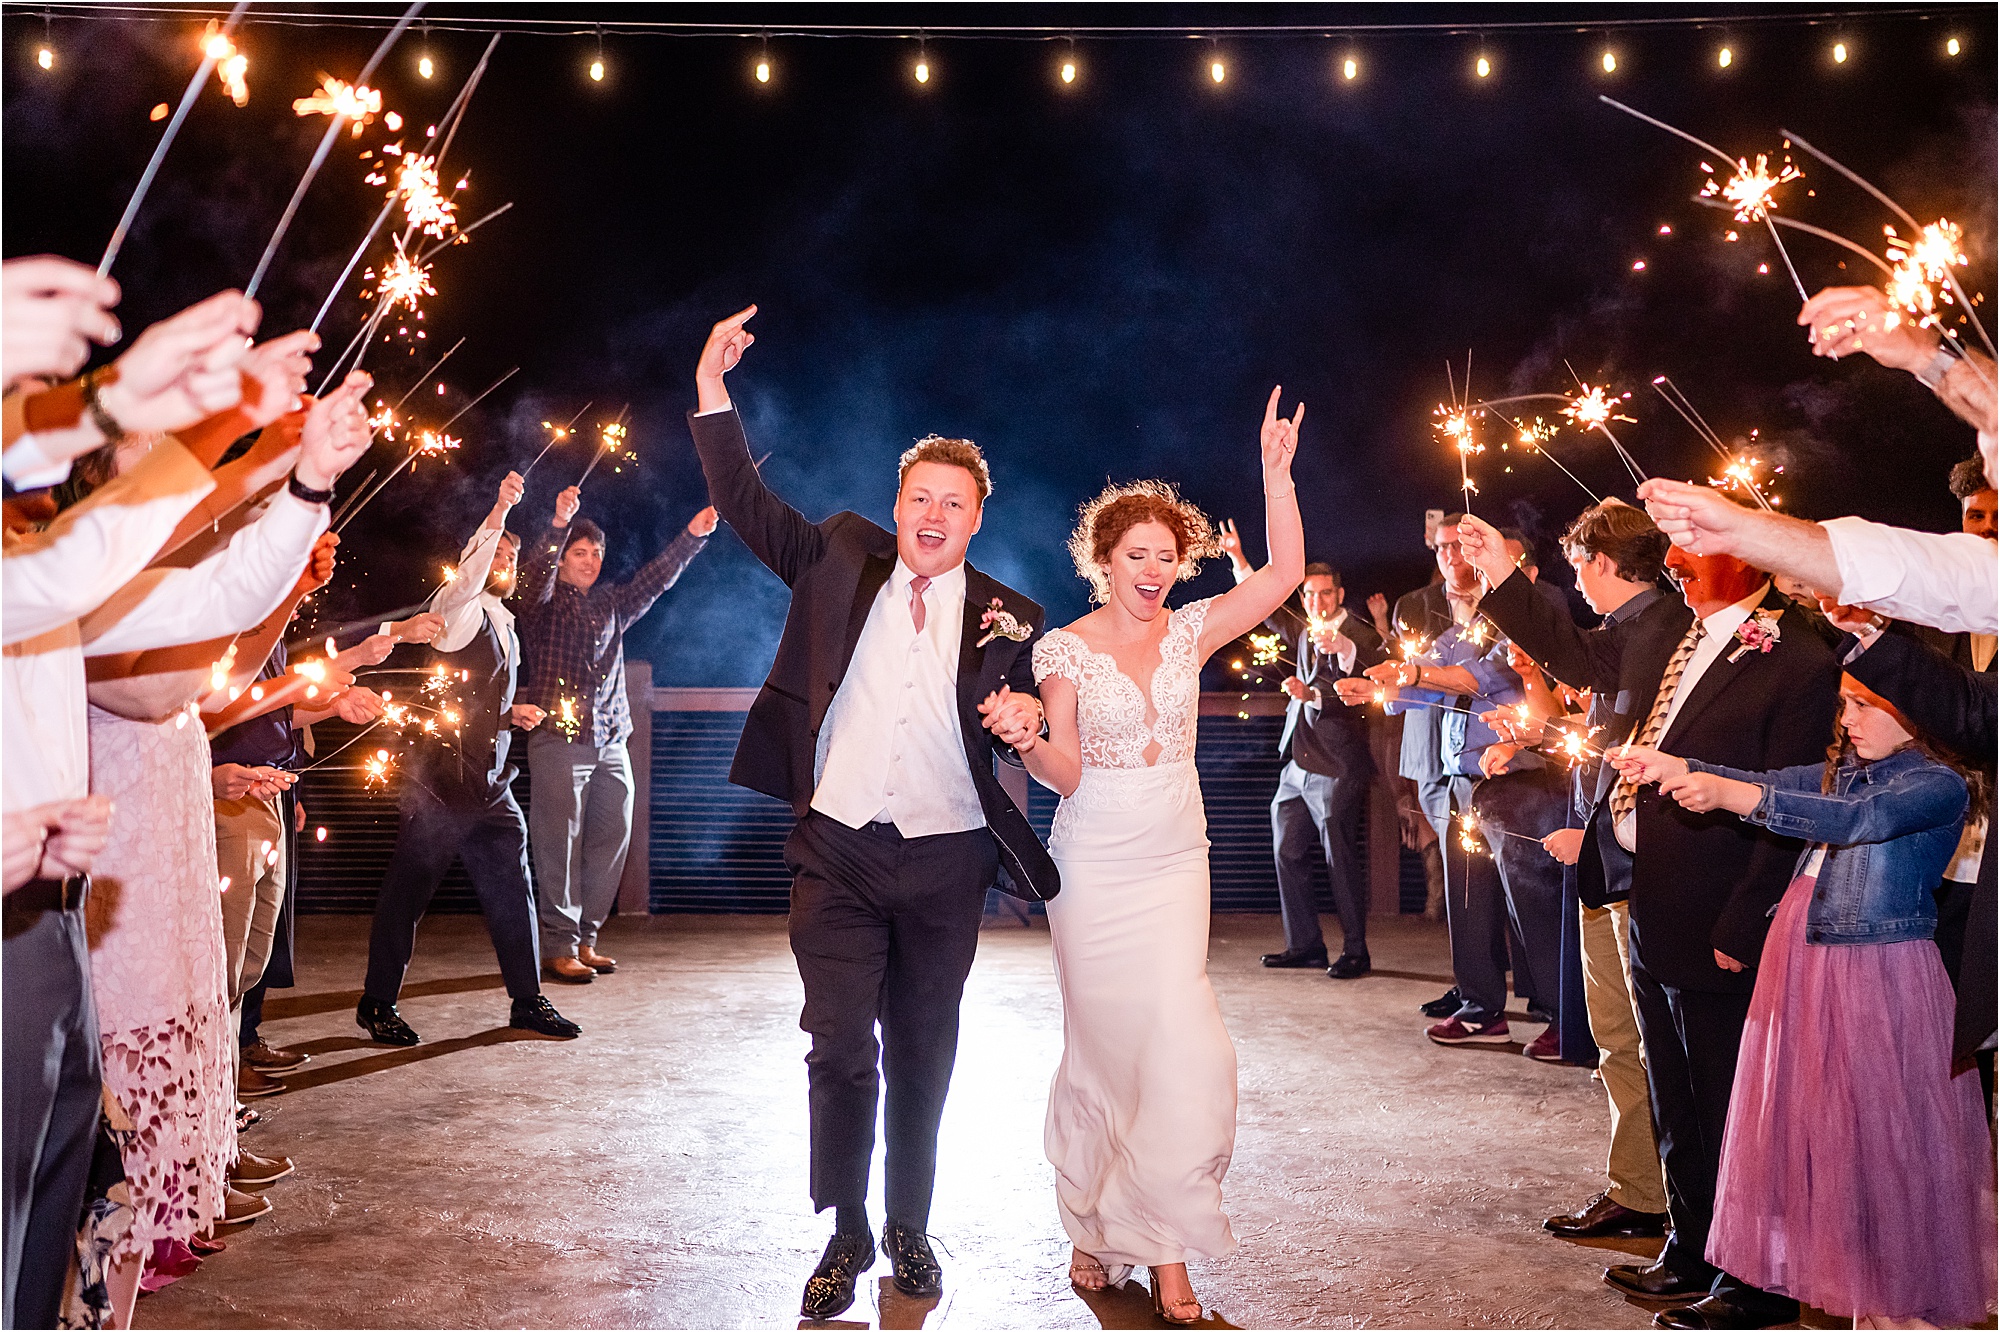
left=1708, top=872, right=1997, bottom=1325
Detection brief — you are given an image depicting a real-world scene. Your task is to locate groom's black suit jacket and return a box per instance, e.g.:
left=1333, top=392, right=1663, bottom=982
left=689, top=406, right=1061, bottom=901
left=1482, top=572, right=1840, bottom=992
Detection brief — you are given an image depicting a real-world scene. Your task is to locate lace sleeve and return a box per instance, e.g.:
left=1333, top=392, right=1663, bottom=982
left=1033, top=630, right=1085, bottom=687
left=1174, top=596, right=1216, bottom=646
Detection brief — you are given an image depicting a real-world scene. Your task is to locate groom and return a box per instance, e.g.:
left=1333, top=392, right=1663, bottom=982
left=686, top=306, right=1059, bottom=1319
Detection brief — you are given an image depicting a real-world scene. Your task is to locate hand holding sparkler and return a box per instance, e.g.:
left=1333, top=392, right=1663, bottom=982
left=1281, top=675, right=1313, bottom=703
left=212, top=763, right=297, bottom=801
left=553, top=485, right=582, bottom=528
left=1331, top=676, right=1378, bottom=709
left=328, top=684, right=386, bottom=726
left=1799, top=285, right=1939, bottom=372
left=2, top=257, right=122, bottom=390
left=1451, top=513, right=1518, bottom=588
left=1541, top=828, right=1585, bottom=866
left=294, top=370, right=375, bottom=491
left=1814, top=598, right=1885, bottom=640
left=292, top=531, right=340, bottom=598
left=509, top=704, right=547, bottom=731
left=384, top=611, right=446, bottom=646
left=1606, top=743, right=1688, bottom=787
left=694, top=304, right=758, bottom=413
left=688, top=506, right=720, bottom=538
left=84, top=290, right=262, bottom=438
left=1634, top=477, right=1768, bottom=556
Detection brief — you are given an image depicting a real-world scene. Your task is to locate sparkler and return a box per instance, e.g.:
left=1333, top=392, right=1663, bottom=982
left=523, top=401, right=595, bottom=477
left=1458, top=809, right=1548, bottom=851
left=391, top=152, right=457, bottom=237
left=1598, top=96, right=1808, bottom=302
left=1884, top=219, right=1970, bottom=336
left=244, top=3, right=423, bottom=302
left=554, top=694, right=581, bottom=739
left=331, top=363, right=517, bottom=533
left=96, top=0, right=253, bottom=278
left=1481, top=408, right=1601, bottom=503
left=577, top=414, right=634, bottom=486
left=1560, top=379, right=1647, bottom=486
left=371, top=239, right=434, bottom=313
left=204, top=21, right=249, bottom=107
left=1648, top=376, right=1777, bottom=511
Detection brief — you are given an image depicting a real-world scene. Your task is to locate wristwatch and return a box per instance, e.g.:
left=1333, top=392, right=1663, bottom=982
left=287, top=472, right=336, bottom=506
left=1916, top=344, right=1958, bottom=391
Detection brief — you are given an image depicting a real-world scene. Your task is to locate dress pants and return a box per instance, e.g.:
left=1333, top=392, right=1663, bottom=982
left=2, top=891, right=101, bottom=1331
left=1468, top=770, right=1568, bottom=1022
left=784, top=812, right=995, bottom=1232
left=527, top=731, right=634, bottom=961
left=1580, top=901, right=1666, bottom=1213
left=1441, top=776, right=1510, bottom=1024
left=365, top=774, right=543, bottom=1003
left=1628, top=956, right=1794, bottom=1317
left=216, top=795, right=285, bottom=1080
left=1270, top=761, right=1370, bottom=957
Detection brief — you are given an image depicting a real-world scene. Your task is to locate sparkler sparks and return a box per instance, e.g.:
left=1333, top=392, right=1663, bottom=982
left=371, top=241, right=434, bottom=312
left=1700, top=152, right=1801, bottom=224
left=1248, top=632, right=1286, bottom=668
left=392, top=152, right=458, bottom=238
left=1435, top=405, right=1484, bottom=500
left=412, top=428, right=461, bottom=467
left=1561, top=384, right=1626, bottom=431
left=293, top=76, right=384, bottom=134
left=1884, top=219, right=1969, bottom=332
left=554, top=695, right=581, bottom=739
left=202, top=21, right=249, bottom=106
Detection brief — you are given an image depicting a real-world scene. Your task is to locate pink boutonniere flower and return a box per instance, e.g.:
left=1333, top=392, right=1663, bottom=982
left=1727, top=609, right=1783, bottom=663
left=976, top=597, right=1031, bottom=648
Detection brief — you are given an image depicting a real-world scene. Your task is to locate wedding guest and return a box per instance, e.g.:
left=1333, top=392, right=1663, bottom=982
left=517, top=484, right=716, bottom=981
left=1613, top=676, right=1994, bottom=1329
left=1220, top=534, right=1384, bottom=978
left=1460, top=512, right=1840, bottom=1329
left=360, top=471, right=582, bottom=1045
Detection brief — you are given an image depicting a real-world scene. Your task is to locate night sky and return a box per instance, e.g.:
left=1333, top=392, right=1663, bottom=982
left=5, top=3, right=1994, bottom=686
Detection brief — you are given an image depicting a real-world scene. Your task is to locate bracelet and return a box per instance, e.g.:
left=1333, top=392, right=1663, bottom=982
left=80, top=367, right=127, bottom=445
left=287, top=472, right=336, bottom=506
left=1265, top=485, right=1295, bottom=499
left=1916, top=345, right=1958, bottom=391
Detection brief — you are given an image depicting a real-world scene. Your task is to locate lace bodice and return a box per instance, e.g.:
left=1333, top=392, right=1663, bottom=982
left=1034, top=598, right=1210, bottom=770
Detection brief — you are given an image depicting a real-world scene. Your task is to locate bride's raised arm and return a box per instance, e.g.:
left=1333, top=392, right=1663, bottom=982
left=1198, top=385, right=1305, bottom=659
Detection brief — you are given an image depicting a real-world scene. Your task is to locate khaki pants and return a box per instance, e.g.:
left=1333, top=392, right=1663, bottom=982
left=1580, top=899, right=1668, bottom=1213
left=215, top=796, right=286, bottom=1079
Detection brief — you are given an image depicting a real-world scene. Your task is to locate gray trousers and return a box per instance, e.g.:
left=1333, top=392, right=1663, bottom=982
left=2, top=893, right=100, bottom=1331
left=1270, top=761, right=1370, bottom=956
left=528, top=730, right=635, bottom=958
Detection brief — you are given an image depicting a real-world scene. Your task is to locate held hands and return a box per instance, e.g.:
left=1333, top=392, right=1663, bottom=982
left=695, top=304, right=757, bottom=412
left=212, top=763, right=298, bottom=802
left=688, top=505, right=719, bottom=538
left=1541, top=828, right=1585, bottom=866
left=1799, top=285, right=1937, bottom=373
left=553, top=485, right=582, bottom=528
left=510, top=703, right=547, bottom=731
left=1259, top=386, right=1304, bottom=484
left=977, top=685, right=1043, bottom=753
left=2, top=257, right=121, bottom=390
left=1452, top=513, right=1516, bottom=586
left=295, top=370, right=373, bottom=491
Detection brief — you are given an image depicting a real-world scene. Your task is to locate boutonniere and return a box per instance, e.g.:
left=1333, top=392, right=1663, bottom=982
left=975, top=597, right=1031, bottom=648
left=1727, top=609, right=1783, bottom=663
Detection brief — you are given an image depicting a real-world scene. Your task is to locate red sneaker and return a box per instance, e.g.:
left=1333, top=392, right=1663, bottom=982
left=1425, top=1015, right=1512, bottom=1045
left=1523, top=1027, right=1565, bottom=1062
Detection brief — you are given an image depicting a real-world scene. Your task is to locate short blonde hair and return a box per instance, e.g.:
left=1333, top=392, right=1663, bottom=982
left=1068, top=479, right=1219, bottom=605
left=897, top=436, right=991, bottom=505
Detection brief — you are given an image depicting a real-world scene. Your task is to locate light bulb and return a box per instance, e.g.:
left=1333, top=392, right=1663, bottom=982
left=1342, top=57, right=1357, bottom=80
left=755, top=59, right=770, bottom=82
left=914, top=60, right=929, bottom=83
left=1060, top=60, right=1076, bottom=84
left=1947, top=37, right=1961, bottom=56
left=589, top=58, right=605, bottom=81
left=1718, top=46, right=1733, bottom=68
left=1832, top=42, right=1847, bottom=63
left=1601, top=51, right=1616, bottom=73
left=36, top=46, right=52, bottom=70
left=1475, top=54, right=1491, bottom=78
left=418, top=53, right=433, bottom=78
left=1210, top=58, right=1225, bottom=83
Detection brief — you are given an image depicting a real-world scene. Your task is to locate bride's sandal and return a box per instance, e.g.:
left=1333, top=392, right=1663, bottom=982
left=1068, top=1249, right=1110, bottom=1291
left=1149, top=1269, right=1203, bottom=1326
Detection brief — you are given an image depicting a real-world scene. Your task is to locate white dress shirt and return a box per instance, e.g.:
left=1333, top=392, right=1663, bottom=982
left=1615, top=582, right=1772, bottom=852
left=422, top=526, right=515, bottom=662
left=1823, top=516, right=1998, bottom=635
left=811, top=559, right=984, bottom=836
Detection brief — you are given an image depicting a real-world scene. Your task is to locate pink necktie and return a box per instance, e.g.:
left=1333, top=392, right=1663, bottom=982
left=909, top=575, right=931, bottom=632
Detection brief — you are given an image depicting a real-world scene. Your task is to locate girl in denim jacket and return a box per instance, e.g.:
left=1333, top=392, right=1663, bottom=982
left=1615, top=675, right=1993, bottom=1329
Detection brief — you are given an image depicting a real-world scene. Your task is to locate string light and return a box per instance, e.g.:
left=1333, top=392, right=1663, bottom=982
left=1832, top=41, right=1848, bottom=63
left=589, top=57, right=605, bottom=80
left=1060, top=57, right=1076, bottom=83
left=1342, top=55, right=1358, bottom=80
left=1209, top=57, right=1226, bottom=83
left=914, top=57, right=929, bottom=82
left=36, top=45, right=52, bottom=70
left=1717, top=45, right=1733, bottom=67
left=756, top=56, right=771, bottom=82
left=1946, top=36, right=1961, bottom=56
left=1475, top=53, right=1492, bottom=78
left=418, top=53, right=433, bottom=78
left=1601, top=50, right=1617, bottom=72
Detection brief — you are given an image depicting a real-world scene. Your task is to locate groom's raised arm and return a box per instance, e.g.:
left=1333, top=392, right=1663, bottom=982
left=687, top=305, right=826, bottom=587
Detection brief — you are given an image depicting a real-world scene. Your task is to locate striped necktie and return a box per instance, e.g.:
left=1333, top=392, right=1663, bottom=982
left=1610, top=620, right=1706, bottom=824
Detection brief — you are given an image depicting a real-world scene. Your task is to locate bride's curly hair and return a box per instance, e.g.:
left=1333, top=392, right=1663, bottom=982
left=1068, top=479, right=1220, bottom=605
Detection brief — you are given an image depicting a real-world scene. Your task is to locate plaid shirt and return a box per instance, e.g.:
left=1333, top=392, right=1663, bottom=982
left=516, top=524, right=707, bottom=747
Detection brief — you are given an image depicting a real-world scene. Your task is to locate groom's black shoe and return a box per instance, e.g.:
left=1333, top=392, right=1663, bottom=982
left=801, top=1230, right=875, bottom=1320
left=1260, top=946, right=1329, bottom=969
left=881, top=1222, right=943, bottom=1299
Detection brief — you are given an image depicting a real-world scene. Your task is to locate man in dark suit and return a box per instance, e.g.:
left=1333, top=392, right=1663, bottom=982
left=1223, top=543, right=1386, bottom=976
left=1460, top=512, right=1840, bottom=1331
left=686, top=306, right=1057, bottom=1321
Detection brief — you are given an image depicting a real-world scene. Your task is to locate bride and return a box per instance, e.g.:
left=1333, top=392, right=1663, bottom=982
left=981, top=387, right=1304, bottom=1323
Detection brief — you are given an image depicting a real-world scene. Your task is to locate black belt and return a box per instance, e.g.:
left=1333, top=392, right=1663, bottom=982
left=9, top=874, right=89, bottom=913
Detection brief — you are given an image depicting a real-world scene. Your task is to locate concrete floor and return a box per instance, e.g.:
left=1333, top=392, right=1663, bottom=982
left=141, top=912, right=1790, bottom=1329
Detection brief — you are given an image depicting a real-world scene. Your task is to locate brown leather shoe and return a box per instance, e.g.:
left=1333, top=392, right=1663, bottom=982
left=545, top=956, right=596, bottom=984
left=237, top=1065, right=285, bottom=1099
left=577, top=945, right=618, bottom=974
left=242, top=1040, right=309, bottom=1072
left=1547, top=1191, right=1668, bottom=1238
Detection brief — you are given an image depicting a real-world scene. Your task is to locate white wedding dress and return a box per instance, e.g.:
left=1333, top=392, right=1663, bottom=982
left=1032, top=597, right=1238, bottom=1272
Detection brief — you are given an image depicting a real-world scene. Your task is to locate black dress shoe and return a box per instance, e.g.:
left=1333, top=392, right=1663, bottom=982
left=1545, top=1191, right=1668, bottom=1238
left=1327, top=953, right=1372, bottom=979
left=1651, top=1295, right=1797, bottom=1330
left=1420, top=986, right=1462, bottom=1018
left=1260, top=946, right=1329, bottom=969
left=509, top=995, right=581, bottom=1039
left=881, top=1221, right=943, bottom=1298
left=1605, top=1262, right=1709, bottom=1301
left=801, top=1230, right=875, bottom=1320
left=356, top=997, right=419, bottom=1047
